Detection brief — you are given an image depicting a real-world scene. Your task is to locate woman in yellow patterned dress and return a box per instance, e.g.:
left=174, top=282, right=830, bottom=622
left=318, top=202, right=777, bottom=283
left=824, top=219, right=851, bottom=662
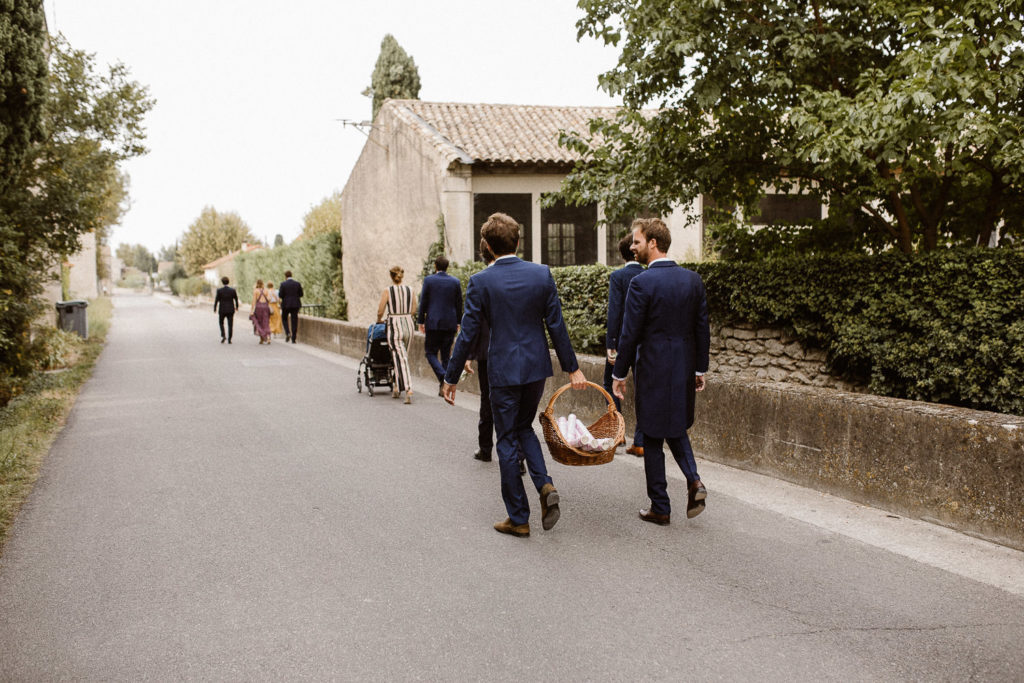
left=266, top=281, right=283, bottom=337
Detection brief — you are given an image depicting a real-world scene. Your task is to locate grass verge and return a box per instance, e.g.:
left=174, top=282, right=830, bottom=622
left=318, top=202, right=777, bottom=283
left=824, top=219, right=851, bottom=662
left=0, top=296, right=112, bottom=556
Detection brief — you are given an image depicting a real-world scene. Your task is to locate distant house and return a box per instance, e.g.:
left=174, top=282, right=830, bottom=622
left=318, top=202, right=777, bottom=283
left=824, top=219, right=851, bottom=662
left=201, top=243, right=262, bottom=286
left=340, top=100, right=707, bottom=324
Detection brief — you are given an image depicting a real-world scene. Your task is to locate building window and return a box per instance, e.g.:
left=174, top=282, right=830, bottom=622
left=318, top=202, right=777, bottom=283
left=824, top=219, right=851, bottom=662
left=473, top=193, right=532, bottom=261
left=545, top=223, right=576, bottom=266
left=541, top=199, right=597, bottom=266
left=750, top=194, right=821, bottom=225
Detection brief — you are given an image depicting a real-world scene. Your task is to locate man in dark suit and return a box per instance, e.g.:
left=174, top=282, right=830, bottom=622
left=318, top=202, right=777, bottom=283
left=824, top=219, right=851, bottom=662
left=462, top=239, right=527, bottom=476
left=213, top=276, right=239, bottom=344
left=612, top=218, right=710, bottom=524
left=443, top=212, right=586, bottom=538
left=418, top=256, right=463, bottom=395
left=277, top=270, right=303, bottom=343
left=604, top=224, right=646, bottom=456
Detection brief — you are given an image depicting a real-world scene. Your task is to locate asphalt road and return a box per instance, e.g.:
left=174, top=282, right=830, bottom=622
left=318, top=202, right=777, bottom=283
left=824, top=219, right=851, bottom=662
left=1, top=292, right=1022, bottom=681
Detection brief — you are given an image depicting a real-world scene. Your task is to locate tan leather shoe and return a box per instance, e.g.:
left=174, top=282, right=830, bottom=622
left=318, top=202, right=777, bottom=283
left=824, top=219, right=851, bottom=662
left=494, top=518, right=530, bottom=537
left=687, top=481, right=707, bottom=519
left=539, top=483, right=560, bottom=530
left=639, top=508, right=670, bottom=525
left=626, top=445, right=644, bottom=457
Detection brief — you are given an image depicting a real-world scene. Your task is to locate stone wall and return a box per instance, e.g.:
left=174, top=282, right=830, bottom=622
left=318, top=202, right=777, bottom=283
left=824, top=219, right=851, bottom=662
left=710, top=323, right=861, bottom=392
left=298, top=314, right=1024, bottom=551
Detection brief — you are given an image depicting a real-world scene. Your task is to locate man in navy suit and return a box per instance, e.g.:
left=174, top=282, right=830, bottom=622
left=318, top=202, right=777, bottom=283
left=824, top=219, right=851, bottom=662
left=277, top=271, right=304, bottom=343
left=418, top=256, right=463, bottom=395
left=213, top=276, right=239, bottom=344
left=443, top=212, right=586, bottom=538
left=604, top=224, right=646, bottom=456
left=612, top=218, right=710, bottom=524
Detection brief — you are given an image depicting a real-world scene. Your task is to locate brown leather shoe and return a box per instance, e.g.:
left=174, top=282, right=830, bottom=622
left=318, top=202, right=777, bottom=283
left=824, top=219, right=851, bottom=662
left=494, top=518, right=530, bottom=537
left=539, top=483, right=560, bottom=530
left=639, top=508, right=670, bottom=525
left=687, top=481, right=707, bottom=519
left=626, top=445, right=644, bottom=457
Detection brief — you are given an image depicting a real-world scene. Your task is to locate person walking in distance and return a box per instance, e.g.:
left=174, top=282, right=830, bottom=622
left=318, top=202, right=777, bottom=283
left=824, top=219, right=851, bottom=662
left=418, top=256, right=462, bottom=396
left=605, top=224, right=646, bottom=456
left=443, top=212, right=586, bottom=538
left=278, top=270, right=303, bottom=343
left=377, top=265, right=417, bottom=404
left=214, top=276, right=239, bottom=344
left=612, top=218, right=711, bottom=524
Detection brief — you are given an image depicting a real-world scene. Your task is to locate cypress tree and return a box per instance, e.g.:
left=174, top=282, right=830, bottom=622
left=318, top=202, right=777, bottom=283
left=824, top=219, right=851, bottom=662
left=363, top=34, right=421, bottom=119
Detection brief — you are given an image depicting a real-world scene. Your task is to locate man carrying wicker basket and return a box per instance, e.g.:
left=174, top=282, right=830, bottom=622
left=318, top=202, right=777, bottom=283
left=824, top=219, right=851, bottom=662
left=612, top=218, right=711, bottom=525
left=442, top=213, right=587, bottom=538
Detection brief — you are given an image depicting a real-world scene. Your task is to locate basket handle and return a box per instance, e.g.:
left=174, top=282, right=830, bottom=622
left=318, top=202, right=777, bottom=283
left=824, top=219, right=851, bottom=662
left=543, top=380, right=619, bottom=418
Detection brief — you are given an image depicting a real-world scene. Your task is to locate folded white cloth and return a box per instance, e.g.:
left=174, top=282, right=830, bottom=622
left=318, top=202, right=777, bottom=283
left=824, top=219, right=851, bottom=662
left=557, top=413, right=613, bottom=452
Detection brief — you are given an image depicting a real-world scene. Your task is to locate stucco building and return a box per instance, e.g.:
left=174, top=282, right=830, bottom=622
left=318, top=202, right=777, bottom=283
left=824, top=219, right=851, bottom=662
left=340, top=100, right=705, bottom=324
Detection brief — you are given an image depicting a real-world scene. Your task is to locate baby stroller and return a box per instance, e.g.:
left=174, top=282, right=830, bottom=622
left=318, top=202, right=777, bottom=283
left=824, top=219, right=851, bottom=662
left=357, top=322, right=394, bottom=396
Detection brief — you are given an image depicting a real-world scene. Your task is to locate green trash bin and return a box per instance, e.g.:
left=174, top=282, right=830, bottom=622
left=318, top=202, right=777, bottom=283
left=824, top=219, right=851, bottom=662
left=56, top=300, right=89, bottom=339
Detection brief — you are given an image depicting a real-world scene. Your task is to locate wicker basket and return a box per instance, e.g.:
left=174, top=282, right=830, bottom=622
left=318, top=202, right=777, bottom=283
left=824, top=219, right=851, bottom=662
left=539, top=381, right=625, bottom=466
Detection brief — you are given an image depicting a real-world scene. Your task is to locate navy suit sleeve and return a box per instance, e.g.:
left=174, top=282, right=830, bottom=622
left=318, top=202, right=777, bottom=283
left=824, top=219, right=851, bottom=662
left=606, top=270, right=625, bottom=350
left=444, top=278, right=482, bottom=385
left=455, top=280, right=463, bottom=324
left=695, top=276, right=710, bottom=373
left=213, top=291, right=218, bottom=312
left=417, top=279, right=429, bottom=325
left=544, top=270, right=579, bottom=374
left=612, top=278, right=648, bottom=379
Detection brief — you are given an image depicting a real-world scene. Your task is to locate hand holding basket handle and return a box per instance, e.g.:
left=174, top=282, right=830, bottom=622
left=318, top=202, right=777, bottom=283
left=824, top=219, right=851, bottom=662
left=568, top=368, right=587, bottom=390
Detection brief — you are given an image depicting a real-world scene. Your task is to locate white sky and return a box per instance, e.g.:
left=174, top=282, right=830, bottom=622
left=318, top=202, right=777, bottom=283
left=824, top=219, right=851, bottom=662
left=45, top=0, right=622, bottom=255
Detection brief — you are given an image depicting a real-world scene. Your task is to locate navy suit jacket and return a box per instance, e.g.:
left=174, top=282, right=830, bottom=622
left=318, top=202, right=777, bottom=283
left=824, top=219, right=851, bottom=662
left=612, top=260, right=710, bottom=437
left=445, top=257, right=579, bottom=388
left=417, top=272, right=463, bottom=331
left=214, top=286, right=239, bottom=314
left=278, top=278, right=303, bottom=309
left=606, top=262, right=644, bottom=350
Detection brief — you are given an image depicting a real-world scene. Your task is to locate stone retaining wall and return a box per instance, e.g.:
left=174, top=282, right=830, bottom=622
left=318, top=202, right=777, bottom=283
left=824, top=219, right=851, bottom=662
left=299, top=315, right=1024, bottom=550
left=710, top=323, right=860, bottom=391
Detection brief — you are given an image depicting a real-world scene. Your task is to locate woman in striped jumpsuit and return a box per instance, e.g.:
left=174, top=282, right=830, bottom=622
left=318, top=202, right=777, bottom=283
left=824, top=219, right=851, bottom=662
left=376, top=265, right=417, bottom=404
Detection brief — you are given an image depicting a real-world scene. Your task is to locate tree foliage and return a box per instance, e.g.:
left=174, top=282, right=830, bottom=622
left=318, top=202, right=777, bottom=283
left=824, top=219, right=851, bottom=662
left=363, top=34, right=421, bottom=119
left=179, top=206, right=259, bottom=275
left=1, top=31, right=152, bottom=403
left=0, top=0, right=48, bottom=192
left=115, top=243, right=157, bottom=273
left=561, top=0, right=1024, bottom=255
left=299, top=190, right=342, bottom=239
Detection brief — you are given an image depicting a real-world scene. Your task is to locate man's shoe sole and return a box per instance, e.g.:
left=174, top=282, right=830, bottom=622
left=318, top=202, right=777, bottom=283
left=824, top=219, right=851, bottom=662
left=687, top=501, right=706, bottom=518
left=542, top=490, right=560, bottom=530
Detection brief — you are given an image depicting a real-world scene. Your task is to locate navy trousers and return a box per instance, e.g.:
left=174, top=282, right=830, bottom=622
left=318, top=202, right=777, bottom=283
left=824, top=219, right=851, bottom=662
left=218, top=312, right=234, bottom=341
left=282, top=307, right=300, bottom=341
left=603, top=359, right=643, bottom=447
left=424, top=329, right=456, bottom=382
left=642, top=432, right=699, bottom=516
left=490, top=378, right=551, bottom=525
left=477, top=357, right=494, bottom=454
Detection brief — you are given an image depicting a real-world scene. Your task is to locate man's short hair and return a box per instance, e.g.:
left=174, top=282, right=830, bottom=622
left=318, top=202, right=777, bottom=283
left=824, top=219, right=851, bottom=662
left=434, top=256, right=449, bottom=272
left=479, top=237, right=495, bottom=264
left=480, top=212, right=520, bottom=256
left=641, top=218, right=672, bottom=252
left=284, top=270, right=292, bottom=278
left=221, top=276, right=229, bottom=285
left=618, top=231, right=636, bottom=261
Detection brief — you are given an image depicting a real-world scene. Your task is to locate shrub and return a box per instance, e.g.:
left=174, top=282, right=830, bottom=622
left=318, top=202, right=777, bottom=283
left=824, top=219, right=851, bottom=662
left=235, top=232, right=347, bottom=320
left=171, top=276, right=209, bottom=297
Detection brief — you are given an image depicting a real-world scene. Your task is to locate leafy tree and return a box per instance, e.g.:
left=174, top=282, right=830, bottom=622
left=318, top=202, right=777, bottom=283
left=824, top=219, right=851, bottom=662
left=0, top=0, right=48, bottom=192
left=299, top=190, right=342, bottom=239
left=561, top=0, right=1024, bottom=256
left=363, top=34, right=421, bottom=119
left=1, top=32, right=152, bottom=402
left=116, top=243, right=157, bottom=273
left=179, top=206, right=258, bottom=275
left=158, top=242, right=179, bottom=263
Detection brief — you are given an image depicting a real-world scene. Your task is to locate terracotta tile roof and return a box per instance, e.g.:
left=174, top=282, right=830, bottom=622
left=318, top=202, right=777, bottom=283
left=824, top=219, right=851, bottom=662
left=200, top=243, right=263, bottom=270
left=385, top=100, right=621, bottom=167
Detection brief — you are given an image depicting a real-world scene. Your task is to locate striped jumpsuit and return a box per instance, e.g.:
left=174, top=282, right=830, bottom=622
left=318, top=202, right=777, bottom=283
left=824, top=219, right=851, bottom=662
left=385, top=284, right=414, bottom=393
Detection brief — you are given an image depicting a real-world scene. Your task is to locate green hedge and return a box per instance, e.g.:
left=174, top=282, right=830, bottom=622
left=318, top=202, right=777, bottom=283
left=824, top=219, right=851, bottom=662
left=456, top=250, right=1023, bottom=416
left=235, top=232, right=347, bottom=320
